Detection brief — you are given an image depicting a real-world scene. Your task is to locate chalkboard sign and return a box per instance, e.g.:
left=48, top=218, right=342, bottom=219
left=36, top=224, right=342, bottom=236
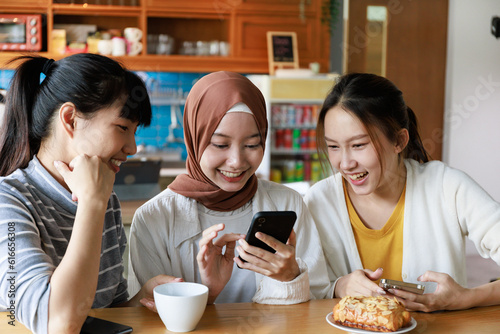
left=267, top=31, right=299, bottom=75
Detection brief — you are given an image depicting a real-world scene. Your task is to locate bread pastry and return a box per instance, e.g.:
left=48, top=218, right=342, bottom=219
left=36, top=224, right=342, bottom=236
left=332, top=296, right=411, bottom=332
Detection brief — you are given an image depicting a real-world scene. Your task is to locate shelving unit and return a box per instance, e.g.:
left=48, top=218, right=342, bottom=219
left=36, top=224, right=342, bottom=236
left=269, top=102, right=322, bottom=183
left=249, top=74, right=337, bottom=184
left=0, top=0, right=330, bottom=73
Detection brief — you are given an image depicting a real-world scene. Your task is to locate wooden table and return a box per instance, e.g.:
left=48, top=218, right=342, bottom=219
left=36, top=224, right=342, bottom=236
left=2, top=299, right=500, bottom=333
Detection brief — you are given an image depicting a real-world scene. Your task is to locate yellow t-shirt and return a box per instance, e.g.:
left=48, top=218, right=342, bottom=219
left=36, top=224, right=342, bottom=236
left=344, top=184, right=405, bottom=281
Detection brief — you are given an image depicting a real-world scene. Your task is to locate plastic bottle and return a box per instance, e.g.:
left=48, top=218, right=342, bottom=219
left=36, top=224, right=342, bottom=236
left=295, top=159, right=304, bottom=181
left=284, top=160, right=296, bottom=183
left=304, top=154, right=311, bottom=181
left=311, top=154, right=322, bottom=182
left=270, top=168, right=282, bottom=183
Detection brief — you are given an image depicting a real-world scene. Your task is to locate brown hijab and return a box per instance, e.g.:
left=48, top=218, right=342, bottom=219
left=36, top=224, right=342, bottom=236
left=168, top=71, right=267, bottom=211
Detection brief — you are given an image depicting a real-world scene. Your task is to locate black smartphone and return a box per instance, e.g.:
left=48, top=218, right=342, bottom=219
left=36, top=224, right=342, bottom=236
left=238, top=211, right=297, bottom=263
left=80, top=316, right=133, bottom=334
left=379, top=279, right=425, bottom=294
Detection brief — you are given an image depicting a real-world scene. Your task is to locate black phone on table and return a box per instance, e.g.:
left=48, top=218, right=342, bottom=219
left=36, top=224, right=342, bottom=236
left=80, top=316, right=133, bottom=334
left=379, top=279, right=425, bottom=294
left=238, top=211, right=297, bottom=264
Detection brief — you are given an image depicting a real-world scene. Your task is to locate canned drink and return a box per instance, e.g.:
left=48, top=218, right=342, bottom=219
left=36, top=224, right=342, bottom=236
left=311, top=104, right=319, bottom=123
left=275, top=129, right=284, bottom=149
left=272, top=105, right=282, bottom=127
left=287, top=105, right=295, bottom=126
left=302, top=105, right=312, bottom=127
left=292, top=128, right=301, bottom=150
left=283, top=128, right=293, bottom=149
left=295, top=105, right=303, bottom=126
left=309, top=129, right=317, bottom=149
left=300, top=129, right=309, bottom=149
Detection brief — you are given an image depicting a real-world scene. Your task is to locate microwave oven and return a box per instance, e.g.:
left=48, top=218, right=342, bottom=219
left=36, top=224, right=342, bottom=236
left=0, top=14, right=43, bottom=51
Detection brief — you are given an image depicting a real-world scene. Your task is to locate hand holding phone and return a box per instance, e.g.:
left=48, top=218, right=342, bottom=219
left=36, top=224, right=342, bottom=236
left=379, top=279, right=425, bottom=294
left=238, top=211, right=296, bottom=263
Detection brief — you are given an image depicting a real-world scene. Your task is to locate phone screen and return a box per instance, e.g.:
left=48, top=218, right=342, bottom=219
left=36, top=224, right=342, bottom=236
left=240, top=211, right=296, bottom=260
left=80, top=316, right=133, bottom=334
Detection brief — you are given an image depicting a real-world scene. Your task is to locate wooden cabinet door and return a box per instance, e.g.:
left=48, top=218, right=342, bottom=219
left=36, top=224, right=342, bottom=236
left=346, top=0, right=448, bottom=160
left=233, top=12, right=330, bottom=72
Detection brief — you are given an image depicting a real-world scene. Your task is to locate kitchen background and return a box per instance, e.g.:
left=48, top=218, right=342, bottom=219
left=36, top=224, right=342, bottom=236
left=1, top=0, right=499, bottom=286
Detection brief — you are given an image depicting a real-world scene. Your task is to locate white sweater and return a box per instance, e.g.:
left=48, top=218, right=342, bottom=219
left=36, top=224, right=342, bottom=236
left=305, top=159, right=500, bottom=287
left=128, top=179, right=334, bottom=303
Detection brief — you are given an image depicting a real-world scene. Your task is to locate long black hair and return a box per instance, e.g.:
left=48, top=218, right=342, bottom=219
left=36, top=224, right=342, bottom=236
left=0, top=54, right=152, bottom=176
left=317, top=73, right=430, bottom=173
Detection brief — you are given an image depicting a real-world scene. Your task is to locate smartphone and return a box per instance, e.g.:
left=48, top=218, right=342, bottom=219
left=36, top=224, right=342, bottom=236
left=379, top=279, right=425, bottom=294
left=238, top=211, right=297, bottom=263
left=80, top=316, right=133, bottom=334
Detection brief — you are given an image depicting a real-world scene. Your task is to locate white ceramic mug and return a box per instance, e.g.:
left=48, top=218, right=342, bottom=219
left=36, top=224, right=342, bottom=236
left=112, top=37, right=127, bottom=56
left=154, top=282, right=208, bottom=332
left=97, top=39, right=112, bottom=55
left=127, top=41, right=143, bottom=56
left=124, top=27, right=143, bottom=42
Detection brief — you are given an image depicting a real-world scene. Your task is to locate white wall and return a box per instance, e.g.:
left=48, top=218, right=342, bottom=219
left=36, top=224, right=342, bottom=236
left=443, top=0, right=500, bottom=202
left=444, top=1, right=500, bottom=262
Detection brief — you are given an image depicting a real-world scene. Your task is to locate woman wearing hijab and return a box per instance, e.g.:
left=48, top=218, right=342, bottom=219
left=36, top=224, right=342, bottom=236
left=128, top=71, right=332, bottom=306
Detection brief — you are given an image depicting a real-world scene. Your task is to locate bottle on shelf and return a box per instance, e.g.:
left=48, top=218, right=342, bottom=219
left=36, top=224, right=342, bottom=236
left=310, top=153, right=322, bottom=183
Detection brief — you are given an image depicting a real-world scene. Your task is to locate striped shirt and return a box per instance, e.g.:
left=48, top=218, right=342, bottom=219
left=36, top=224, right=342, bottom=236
left=0, top=156, right=128, bottom=334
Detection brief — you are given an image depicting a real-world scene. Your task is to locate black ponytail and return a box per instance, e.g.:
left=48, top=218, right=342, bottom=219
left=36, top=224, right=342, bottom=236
left=0, top=56, right=46, bottom=176
left=405, top=106, right=429, bottom=163
left=0, top=54, right=152, bottom=176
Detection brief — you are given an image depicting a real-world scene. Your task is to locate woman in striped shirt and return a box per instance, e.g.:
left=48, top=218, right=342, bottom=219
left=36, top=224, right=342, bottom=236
left=0, top=54, right=181, bottom=334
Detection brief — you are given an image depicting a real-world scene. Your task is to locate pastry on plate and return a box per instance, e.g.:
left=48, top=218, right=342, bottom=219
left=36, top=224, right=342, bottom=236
left=332, top=296, right=411, bottom=332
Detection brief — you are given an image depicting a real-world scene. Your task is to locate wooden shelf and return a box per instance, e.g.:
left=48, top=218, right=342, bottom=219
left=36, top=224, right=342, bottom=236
left=0, top=0, right=329, bottom=73
left=0, top=53, right=270, bottom=73
left=52, top=4, right=142, bottom=16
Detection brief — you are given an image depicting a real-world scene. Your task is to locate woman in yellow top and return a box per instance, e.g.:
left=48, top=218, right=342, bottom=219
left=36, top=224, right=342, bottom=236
left=305, top=72, right=500, bottom=312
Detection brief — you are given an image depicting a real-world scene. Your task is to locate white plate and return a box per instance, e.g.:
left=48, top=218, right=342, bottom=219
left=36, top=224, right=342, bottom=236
left=325, top=312, right=417, bottom=334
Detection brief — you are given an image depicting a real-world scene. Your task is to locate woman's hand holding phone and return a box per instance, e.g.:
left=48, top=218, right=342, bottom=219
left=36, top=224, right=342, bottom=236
left=235, top=229, right=300, bottom=282
left=388, top=271, right=470, bottom=312
left=196, top=223, right=245, bottom=304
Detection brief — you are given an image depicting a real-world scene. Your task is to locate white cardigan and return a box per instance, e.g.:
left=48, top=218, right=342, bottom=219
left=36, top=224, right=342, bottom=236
left=305, top=159, right=500, bottom=288
left=128, top=179, right=333, bottom=304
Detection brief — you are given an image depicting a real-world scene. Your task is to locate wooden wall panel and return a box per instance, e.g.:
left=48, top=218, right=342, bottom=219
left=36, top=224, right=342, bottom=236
left=346, top=0, right=448, bottom=160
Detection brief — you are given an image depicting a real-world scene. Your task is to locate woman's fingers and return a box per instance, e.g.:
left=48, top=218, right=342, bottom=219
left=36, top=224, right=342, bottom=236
left=202, top=223, right=225, bottom=237
left=238, top=232, right=293, bottom=262
left=198, top=224, right=225, bottom=248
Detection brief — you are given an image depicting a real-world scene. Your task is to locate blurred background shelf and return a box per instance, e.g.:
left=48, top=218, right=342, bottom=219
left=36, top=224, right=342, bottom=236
left=0, top=0, right=330, bottom=74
